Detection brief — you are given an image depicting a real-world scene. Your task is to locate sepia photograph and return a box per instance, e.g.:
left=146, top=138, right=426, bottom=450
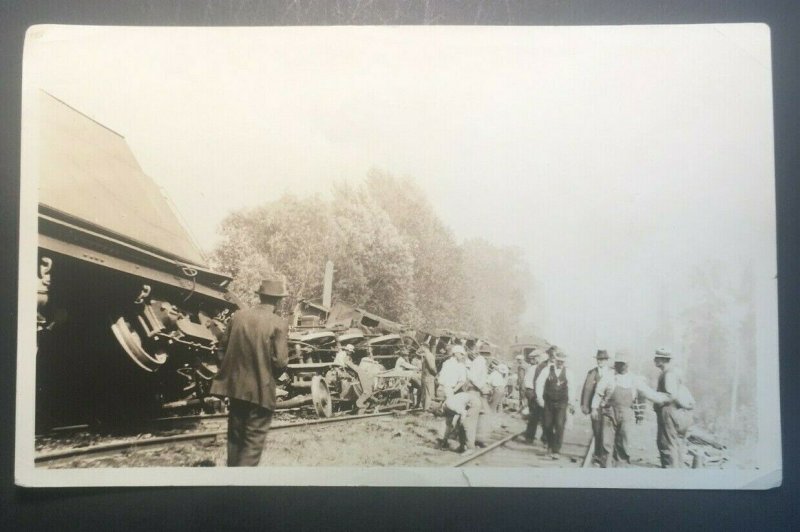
left=15, top=23, right=780, bottom=488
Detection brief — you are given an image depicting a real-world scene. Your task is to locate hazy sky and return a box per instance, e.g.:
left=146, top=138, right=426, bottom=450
left=24, top=24, right=776, bottom=370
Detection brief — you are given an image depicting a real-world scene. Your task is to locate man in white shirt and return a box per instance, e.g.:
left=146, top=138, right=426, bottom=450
left=523, top=348, right=551, bottom=444
left=535, top=349, right=577, bottom=459
left=437, top=390, right=482, bottom=452
left=465, top=344, right=493, bottom=447
left=593, top=352, right=668, bottom=467
left=437, top=345, right=468, bottom=400
left=488, top=363, right=508, bottom=413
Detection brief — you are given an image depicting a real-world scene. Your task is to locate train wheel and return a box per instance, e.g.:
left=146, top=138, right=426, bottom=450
left=111, top=316, right=167, bottom=372
left=311, top=375, right=332, bottom=418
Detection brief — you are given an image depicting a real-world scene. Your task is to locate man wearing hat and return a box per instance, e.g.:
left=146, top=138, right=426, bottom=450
left=581, top=350, right=611, bottom=465
left=653, top=348, right=694, bottom=468
left=211, top=278, right=289, bottom=466
left=437, top=344, right=468, bottom=400
left=592, top=352, right=667, bottom=467
left=487, top=361, right=508, bottom=413
left=535, top=348, right=577, bottom=459
left=464, top=343, right=494, bottom=448
left=523, top=347, right=553, bottom=445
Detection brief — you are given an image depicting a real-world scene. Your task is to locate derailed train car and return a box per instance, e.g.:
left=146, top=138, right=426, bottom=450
left=35, top=93, right=236, bottom=428
left=283, top=301, right=422, bottom=416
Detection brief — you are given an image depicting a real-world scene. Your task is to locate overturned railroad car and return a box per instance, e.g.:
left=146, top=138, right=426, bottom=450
left=35, top=93, right=236, bottom=428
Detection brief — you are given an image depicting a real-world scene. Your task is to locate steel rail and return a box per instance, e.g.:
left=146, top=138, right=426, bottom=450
left=35, top=408, right=421, bottom=465
left=452, top=432, right=595, bottom=468
left=451, top=431, right=523, bottom=467
left=38, top=407, right=316, bottom=437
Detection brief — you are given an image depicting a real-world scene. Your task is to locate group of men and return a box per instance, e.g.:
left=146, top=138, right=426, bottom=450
left=515, top=346, right=577, bottom=459
left=515, top=346, right=695, bottom=467
left=208, top=277, right=512, bottom=465
left=209, top=277, right=694, bottom=468
left=435, top=344, right=511, bottom=455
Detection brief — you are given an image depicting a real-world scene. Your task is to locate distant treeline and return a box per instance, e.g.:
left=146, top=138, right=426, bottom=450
left=211, top=169, right=533, bottom=345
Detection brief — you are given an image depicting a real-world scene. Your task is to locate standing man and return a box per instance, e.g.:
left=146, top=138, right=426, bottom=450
left=418, top=345, right=438, bottom=411
left=593, top=352, right=667, bottom=467
left=487, top=362, right=508, bottom=413
left=524, top=347, right=554, bottom=445
left=463, top=344, right=493, bottom=449
left=515, top=354, right=529, bottom=412
left=536, top=349, right=577, bottom=460
left=653, top=348, right=694, bottom=468
left=395, top=349, right=422, bottom=406
left=211, top=278, right=289, bottom=467
left=581, top=349, right=611, bottom=465
left=437, top=345, right=468, bottom=400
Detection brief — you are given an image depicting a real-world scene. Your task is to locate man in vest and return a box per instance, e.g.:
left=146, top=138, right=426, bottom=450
left=535, top=348, right=577, bottom=459
left=581, top=349, right=611, bottom=465
left=524, top=346, right=554, bottom=445
left=211, top=278, right=289, bottom=466
left=653, top=348, right=694, bottom=468
left=593, top=352, right=667, bottom=467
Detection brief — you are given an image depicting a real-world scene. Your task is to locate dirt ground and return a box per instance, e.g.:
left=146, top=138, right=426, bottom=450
left=46, top=402, right=747, bottom=469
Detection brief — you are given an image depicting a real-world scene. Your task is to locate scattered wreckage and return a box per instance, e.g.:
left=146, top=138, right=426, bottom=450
left=33, top=93, right=494, bottom=427
left=281, top=301, right=489, bottom=417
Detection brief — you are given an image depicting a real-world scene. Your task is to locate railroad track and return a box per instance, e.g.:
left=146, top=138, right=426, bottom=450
left=452, top=433, right=595, bottom=468
left=35, top=408, right=422, bottom=466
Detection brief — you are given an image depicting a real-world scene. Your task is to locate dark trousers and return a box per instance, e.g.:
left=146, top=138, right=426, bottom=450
left=601, top=408, right=633, bottom=467
left=591, top=413, right=605, bottom=460
left=227, top=398, right=273, bottom=467
left=656, top=405, right=690, bottom=468
left=543, top=400, right=568, bottom=453
left=525, top=396, right=546, bottom=443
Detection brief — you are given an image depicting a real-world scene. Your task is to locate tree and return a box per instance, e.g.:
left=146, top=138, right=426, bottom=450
left=329, top=181, right=419, bottom=323
left=363, top=169, right=468, bottom=329
left=211, top=171, right=536, bottom=348
left=211, top=195, right=332, bottom=312
left=678, top=261, right=757, bottom=444
left=460, top=238, right=533, bottom=344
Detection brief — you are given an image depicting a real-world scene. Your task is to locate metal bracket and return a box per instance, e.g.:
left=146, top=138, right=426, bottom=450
left=134, top=284, right=151, bottom=305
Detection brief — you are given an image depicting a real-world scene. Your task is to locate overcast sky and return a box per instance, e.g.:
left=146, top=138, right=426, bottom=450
left=24, top=24, right=776, bottom=370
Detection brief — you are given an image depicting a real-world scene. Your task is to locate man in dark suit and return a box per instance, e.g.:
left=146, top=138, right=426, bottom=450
left=211, top=278, right=289, bottom=466
left=581, top=349, right=611, bottom=465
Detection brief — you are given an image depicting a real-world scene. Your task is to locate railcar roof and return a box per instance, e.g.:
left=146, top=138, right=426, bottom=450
left=38, top=91, right=208, bottom=267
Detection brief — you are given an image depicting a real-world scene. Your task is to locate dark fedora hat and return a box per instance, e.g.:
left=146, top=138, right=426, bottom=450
left=596, top=349, right=609, bottom=360
left=255, top=278, right=288, bottom=298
